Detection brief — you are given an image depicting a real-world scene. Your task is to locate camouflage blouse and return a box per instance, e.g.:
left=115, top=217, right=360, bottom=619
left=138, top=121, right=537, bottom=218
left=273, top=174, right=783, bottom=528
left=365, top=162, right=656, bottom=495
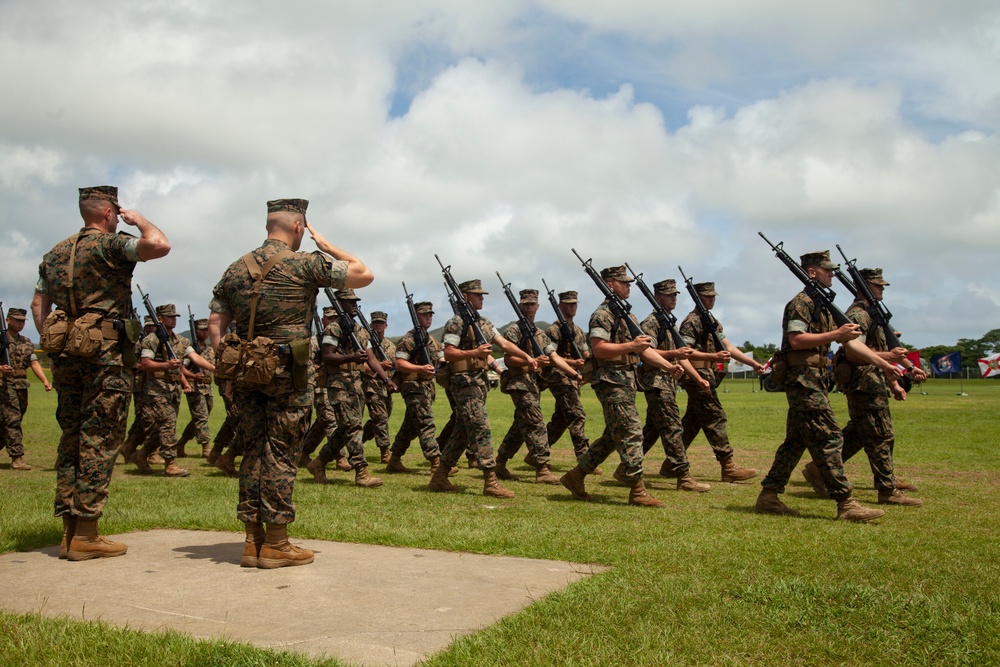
left=588, top=301, right=639, bottom=389
left=542, top=321, right=589, bottom=387
left=2, top=333, right=37, bottom=389
left=638, top=312, right=677, bottom=392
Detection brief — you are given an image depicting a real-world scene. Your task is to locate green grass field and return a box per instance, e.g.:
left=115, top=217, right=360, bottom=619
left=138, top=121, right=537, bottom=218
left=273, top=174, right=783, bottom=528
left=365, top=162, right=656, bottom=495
left=2, top=378, right=998, bottom=666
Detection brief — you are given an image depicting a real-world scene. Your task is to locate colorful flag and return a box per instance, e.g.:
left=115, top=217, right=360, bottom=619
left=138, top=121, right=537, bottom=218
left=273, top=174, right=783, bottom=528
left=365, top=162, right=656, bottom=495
left=931, top=351, right=961, bottom=376
left=906, top=350, right=922, bottom=368
left=978, top=352, right=1000, bottom=379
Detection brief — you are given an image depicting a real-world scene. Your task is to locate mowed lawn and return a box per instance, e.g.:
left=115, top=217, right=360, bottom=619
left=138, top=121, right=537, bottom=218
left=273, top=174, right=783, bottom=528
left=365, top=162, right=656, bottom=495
left=2, top=377, right=998, bottom=666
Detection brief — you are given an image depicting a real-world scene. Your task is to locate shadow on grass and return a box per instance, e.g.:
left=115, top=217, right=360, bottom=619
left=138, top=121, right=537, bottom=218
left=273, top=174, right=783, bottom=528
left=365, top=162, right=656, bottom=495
left=4, top=527, right=62, bottom=556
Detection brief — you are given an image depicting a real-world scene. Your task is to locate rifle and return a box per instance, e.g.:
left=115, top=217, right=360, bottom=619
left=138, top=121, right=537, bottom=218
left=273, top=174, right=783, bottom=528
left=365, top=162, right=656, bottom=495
left=435, top=255, right=488, bottom=347
left=322, top=288, right=363, bottom=352
left=0, top=302, right=11, bottom=367
left=312, top=309, right=323, bottom=336
left=496, top=272, right=544, bottom=358
left=356, top=306, right=390, bottom=364
left=571, top=249, right=645, bottom=339
left=136, top=285, right=177, bottom=361
left=542, top=279, right=583, bottom=360
left=187, top=304, right=203, bottom=355
left=624, top=264, right=686, bottom=349
left=757, top=232, right=853, bottom=328
left=678, top=266, right=728, bottom=382
left=403, top=282, right=434, bottom=367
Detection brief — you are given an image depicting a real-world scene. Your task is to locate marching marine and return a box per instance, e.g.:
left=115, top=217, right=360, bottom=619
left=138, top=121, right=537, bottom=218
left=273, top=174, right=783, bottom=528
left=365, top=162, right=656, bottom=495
left=1, top=307, right=53, bottom=470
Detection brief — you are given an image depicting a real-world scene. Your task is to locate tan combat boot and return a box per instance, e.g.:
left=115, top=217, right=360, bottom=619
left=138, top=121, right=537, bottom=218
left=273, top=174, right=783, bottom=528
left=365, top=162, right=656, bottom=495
left=379, top=445, right=391, bottom=464
left=428, top=455, right=457, bottom=475
left=658, top=459, right=677, bottom=478
left=66, top=518, right=128, bottom=561
left=240, top=521, right=265, bottom=568
left=467, top=455, right=479, bottom=469
left=754, top=490, right=802, bottom=517
left=164, top=460, right=191, bottom=477
left=335, top=456, right=352, bottom=472
left=523, top=452, right=537, bottom=467
left=386, top=454, right=414, bottom=474
left=534, top=463, right=561, bottom=485
left=495, top=456, right=519, bottom=482
left=306, top=456, right=329, bottom=483
left=878, top=488, right=923, bottom=507
left=560, top=467, right=592, bottom=501
left=429, top=465, right=460, bottom=493
left=175, top=439, right=189, bottom=458
left=354, top=467, right=384, bottom=488
left=895, top=478, right=919, bottom=492
left=120, top=439, right=138, bottom=464
left=257, top=524, right=314, bottom=569
left=627, top=478, right=665, bottom=508
left=148, top=450, right=165, bottom=466
left=483, top=470, right=515, bottom=499
left=205, top=443, right=224, bottom=465
left=11, top=456, right=31, bottom=471
left=59, top=516, right=77, bottom=559
left=297, top=452, right=311, bottom=467
left=591, top=466, right=604, bottom=476
left=215, top=448, right=238, bottom=476
left=201, top=443, right=211, bottom=458
left=612, top=462, right=628, bottom=485
left=720, top=455, right=758, bottom=482
left=801, top=460, right=829, bottom=498
left=836, top=496, right=885, bottom=522
left=133, top=445, right=155, bottom=475
left=677, top=472, right=711, bottom=493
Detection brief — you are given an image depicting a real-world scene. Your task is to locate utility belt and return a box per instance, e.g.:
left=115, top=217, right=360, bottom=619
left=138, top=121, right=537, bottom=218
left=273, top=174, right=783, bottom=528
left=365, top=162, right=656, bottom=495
left=595, top=353, right=638, bottom=367
left=505, top=366, right=536, bottom=377
left=329, top=360, right=365, bottom=374
left=449, top=357, right=488, bottom=374
left=149, top=369, right=181, bottom=381
left=398, top=372, right=433, bottom=383
left=215, top=334, right=310, bottom=389
left=785, top=351, right=827, bottom=368
left=690, top=359, right=715, bottom=370
left=40, top=310, right=140, bottom=366
left=8, top=369, right=27, bottom=379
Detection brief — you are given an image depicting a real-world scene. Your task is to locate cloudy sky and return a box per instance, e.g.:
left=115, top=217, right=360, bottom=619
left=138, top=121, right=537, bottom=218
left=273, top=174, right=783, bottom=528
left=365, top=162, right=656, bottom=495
left=2, top=0, right=997, bottom=349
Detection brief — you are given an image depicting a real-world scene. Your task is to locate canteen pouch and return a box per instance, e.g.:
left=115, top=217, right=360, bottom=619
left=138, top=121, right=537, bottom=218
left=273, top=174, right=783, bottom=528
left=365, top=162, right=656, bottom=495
left=215, top=333, right=244, bottom=380
left=65, top=312, right=104, bottom=358
left=289, top=338, right=311, bottom=390
left=41, top=309, right=70, bottom=354
left=241, top=336, right=279, bottom=385
left=120, top=319, right=142, bottom=369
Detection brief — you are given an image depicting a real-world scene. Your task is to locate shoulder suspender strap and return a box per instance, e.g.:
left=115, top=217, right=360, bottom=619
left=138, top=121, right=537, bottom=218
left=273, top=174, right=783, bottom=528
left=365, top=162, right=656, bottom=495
left=241, top=249, right=294, bottom=340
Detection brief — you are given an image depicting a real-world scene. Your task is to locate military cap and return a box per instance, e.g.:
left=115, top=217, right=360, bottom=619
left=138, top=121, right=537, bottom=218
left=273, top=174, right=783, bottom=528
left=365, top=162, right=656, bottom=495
left=79, top=185, right=120, bottom=207
left=653, top=279, right=679, bottom=295
left=458, top=279, right=489, bottom=294
left=800, top=250, right=839, bottom=270
left=6, top=307, right=27, bottom=320
left=414, top=301, right=434, bottom=314
left=694, top=282, right=717, bottom=297
left=266, top=198, right=309, bottom=215
left=519, top=289, right=539, bottom=304
left=335, top=288, right=360, bottom=301
left=143, top=315, right=155, bottom=326
left=860, top=268, right=889, bottom=286
left=195, top=318, right=209, bottom=329
left=156, top=304, right=178, bottom=317
left=600, top=265, right=633, bottom=283
left=558, top=290, right=578, bottom=303
left=370, top=311, right=388, bottom=323
left=322, top=306, right=337, bottom=317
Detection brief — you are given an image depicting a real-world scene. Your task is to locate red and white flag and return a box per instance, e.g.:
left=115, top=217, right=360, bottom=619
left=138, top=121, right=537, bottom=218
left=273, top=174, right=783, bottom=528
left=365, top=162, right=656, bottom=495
left=978, top=353, right=1000, bottom=379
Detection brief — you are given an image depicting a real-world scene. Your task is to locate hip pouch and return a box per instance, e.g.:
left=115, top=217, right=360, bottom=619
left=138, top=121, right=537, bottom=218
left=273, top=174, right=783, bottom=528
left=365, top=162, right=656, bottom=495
left=41, top=309, right=70, bottom=354
left=120, top=319, right=142, bottom=369
left=65, top=312, right=104, bottom=358
left=241, top=336, right=279, bottom=386
left=289, top=338, right=311, bottom=390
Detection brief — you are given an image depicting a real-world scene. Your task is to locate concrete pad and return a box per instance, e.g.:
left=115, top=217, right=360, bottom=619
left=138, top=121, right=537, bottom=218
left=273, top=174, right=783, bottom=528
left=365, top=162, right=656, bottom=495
left=0, top=529, right=606, bottom=666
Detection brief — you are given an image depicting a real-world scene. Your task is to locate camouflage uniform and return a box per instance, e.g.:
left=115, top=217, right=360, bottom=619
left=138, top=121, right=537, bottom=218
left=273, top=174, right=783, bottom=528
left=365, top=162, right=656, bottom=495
left=760, top=290, right=853, bottom=500
left=638, top=311, right=689, bottom=475
left=178, top=328, right=215, bottom=451
left=838, top=298, right=896, bottom=491
left=542, top=318, right=591, bottom=458
left=361, top=331, right=396, bottom=452
left=123, top=329, right=151, bottom=459
left=301, top=329, right=337, bottom=457
left=37, top=220, right=139, bottom=519
left=316, top=313, right=372, bottom=471
left=391, top=325, right=444, bottom=460
left=1, top=329, right=37, bottom=461
left=210, top=236, right=348, bottom=526
left=496, top=320, right=558, bottom=465
left=139, top=327, right=195, bottom=463
left=578, top=301, right=645, bottom=482
left=678, top=308, right=734, bottom=463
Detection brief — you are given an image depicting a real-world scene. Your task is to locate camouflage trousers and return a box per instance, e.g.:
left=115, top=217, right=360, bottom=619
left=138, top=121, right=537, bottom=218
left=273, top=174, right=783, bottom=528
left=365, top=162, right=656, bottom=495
left=440, top=375, right=496, bottom=470
left=51, top=358, right=131, bottom=519
left=497, top=387, right=550, bottom=465
left=214, top=390, right=243, bottom=454
left=546, top=383, right=589, bottom=458
left=302, top=390, right=337, bottom=457
left=124, top=391, right=150, bottom=453
left=437, top=385, right=476, bottom=463
left=761, top=381, right=852, bottom=500
left=233, top=384, right=310, bottom=525
left=362, top=378, right=393, bottom=450
left=578, top=382, right=645, bottom=482
left=319, top=380, right=367, bottom=470
left=641, top=386, right=689, bottom=475
left=1, top=385, right=28, bottom=459
left=391, top=381, right=440, bottom=459
left=680, top=378, right=734, bottom=462
left=179, top=388, right=214, bottom=446
left=841, top=393, right=895, bottom=491
left=139, top=384, right=182, bottom=462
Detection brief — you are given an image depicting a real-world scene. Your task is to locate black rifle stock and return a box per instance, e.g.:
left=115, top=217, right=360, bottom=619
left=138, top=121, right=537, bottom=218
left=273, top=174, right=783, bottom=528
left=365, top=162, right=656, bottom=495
left=136, top=285, right=177, bottom=361
left=323, top=288, right=364, bottom=353
left=187, top=304, right=203, bottom=355
left=0, top=302, right=11, bottom=367
left=542, top=278, right=583, bottom=359
left=757, top=233, right=853, bottom=328
left=403, top=282, right=434, bottom=367
left=571, top=249, right=644, bottom=339
left=496, top=272, right=544, bottom=358
left=625, top=264, right=686, bottom=349
left=435, top=255, right=488, bottom=347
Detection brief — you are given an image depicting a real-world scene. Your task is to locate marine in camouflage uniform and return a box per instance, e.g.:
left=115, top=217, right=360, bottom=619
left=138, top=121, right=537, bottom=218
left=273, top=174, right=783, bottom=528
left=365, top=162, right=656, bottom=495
left=427, top=279, right=537, bottom=499
left=636, top=280, right=711, bottom=492
left=387, top=301, right=445, bottom=473
left=306, top=290, right=395, bottom=488
left=177, top=318, right=215, bottom=458
left=209, top=197, right=369, bottom=568
left=121, top=317, right=157, bottom=464
left=809, top=268, right=923, bottom=507
left=559, top=266, right=683, bottom=507
left=2, top=307, right=53, bottom=470
left=496, top=289, right=581, bottom=485
left=32, top=185, right=171, bottom=560
left=541, top=291, right=593, bottom=462
left=361, top=310, right=396, bottom=462
left=298, top=308, right=340, bottom=467
left=755, top=251, right=899, bottom=522
left=678, top=282, right=762, bottom=482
